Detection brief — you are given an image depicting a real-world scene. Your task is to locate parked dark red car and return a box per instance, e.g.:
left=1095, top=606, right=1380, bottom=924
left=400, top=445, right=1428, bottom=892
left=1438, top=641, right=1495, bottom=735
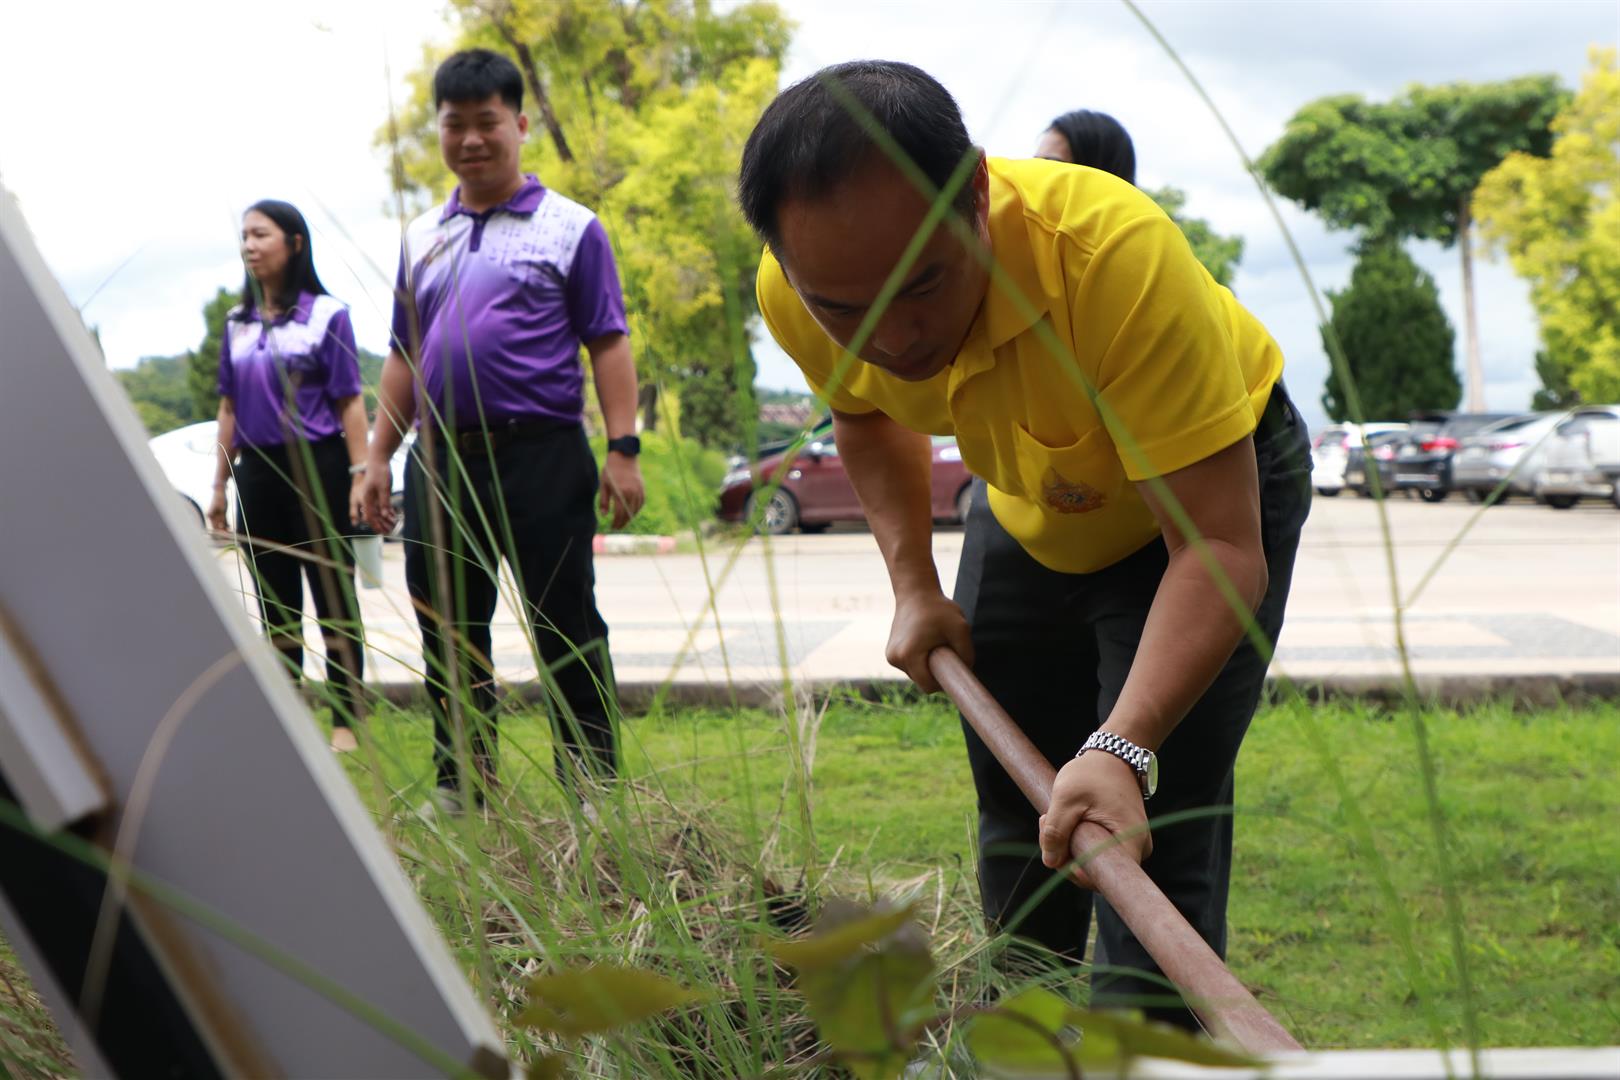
left=718, top=433, right=973, bottom=533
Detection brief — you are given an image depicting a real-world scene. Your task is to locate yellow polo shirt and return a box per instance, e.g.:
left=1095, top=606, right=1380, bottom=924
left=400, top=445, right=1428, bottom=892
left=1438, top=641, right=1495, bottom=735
left=756, top=156, right=1284, bottom=574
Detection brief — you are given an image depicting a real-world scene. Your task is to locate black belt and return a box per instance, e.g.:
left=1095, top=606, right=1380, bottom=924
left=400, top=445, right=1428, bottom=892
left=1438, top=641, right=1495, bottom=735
left=422, top=418, right=578, bottom=457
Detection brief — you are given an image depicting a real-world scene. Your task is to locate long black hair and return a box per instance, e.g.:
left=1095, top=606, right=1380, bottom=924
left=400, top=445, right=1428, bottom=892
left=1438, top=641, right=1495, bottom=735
left=1046, top=110, right=1136, bottom=185
left=238, top=199, right=327, bottom=317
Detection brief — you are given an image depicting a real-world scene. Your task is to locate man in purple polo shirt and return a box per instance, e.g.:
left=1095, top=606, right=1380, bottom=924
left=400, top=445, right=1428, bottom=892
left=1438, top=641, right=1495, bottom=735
left=357, top=48, right=644, bottom=813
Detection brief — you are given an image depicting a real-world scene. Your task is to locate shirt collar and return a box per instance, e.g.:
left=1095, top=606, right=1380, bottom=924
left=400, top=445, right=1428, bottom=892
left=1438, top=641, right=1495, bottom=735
left=946, top=162, right=1049, bottom=399
left=980, top=159, right=1049, bottom=349
left=240, top=291, right=314, bottom=326
left=441, top=173, right=546, bottom=223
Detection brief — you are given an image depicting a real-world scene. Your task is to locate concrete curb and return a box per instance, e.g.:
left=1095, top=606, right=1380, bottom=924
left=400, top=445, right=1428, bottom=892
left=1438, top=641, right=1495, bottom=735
left=354, top=672, right=1620, bottom=712
left=592, top=534, right=676, bottom=555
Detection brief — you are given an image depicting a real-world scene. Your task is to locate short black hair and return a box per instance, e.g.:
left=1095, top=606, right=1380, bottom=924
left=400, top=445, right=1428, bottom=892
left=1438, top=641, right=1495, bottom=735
left=1046, top=109, right=1136, bottom=185
left=237, top=199, right=327, bottom=317
left=433, top=48, right=523, bottom=113
left=737, top=60, right=980, bottom=253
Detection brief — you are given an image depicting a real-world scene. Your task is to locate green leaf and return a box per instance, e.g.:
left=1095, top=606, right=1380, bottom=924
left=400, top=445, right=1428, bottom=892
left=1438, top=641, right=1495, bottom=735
left=515, top=965, right=702, bottom=1038
left=771, top=901, right=938, bottom=1079
left=767, top=902, right=917, bottom=972
left=965, top=988, right=1084, bottom=1076
left=1067, top=1009, right=1265, bottom=1068
left=526, top=1053, right=570, bottom=1080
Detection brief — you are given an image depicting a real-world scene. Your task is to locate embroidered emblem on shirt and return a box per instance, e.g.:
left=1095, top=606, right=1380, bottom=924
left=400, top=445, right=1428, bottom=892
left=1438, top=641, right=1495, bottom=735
left=1041, top=468, right=1106, bottom=513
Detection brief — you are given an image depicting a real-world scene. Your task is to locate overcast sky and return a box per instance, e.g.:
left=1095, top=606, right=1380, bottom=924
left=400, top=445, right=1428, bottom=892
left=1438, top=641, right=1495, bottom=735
left=2, top=0, right=1614, bottom=430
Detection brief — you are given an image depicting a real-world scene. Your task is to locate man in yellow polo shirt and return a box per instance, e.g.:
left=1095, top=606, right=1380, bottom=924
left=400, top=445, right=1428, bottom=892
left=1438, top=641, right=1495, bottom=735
left=738, top=61, right=1312, bottom=1026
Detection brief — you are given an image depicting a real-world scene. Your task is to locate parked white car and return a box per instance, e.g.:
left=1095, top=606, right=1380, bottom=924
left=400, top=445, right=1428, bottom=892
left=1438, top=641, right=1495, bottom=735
left=1530, top=406, right=1620, bottom=509
left=1450, top=412, right=1565, bottom=502
left=1311, top=422, right=1408, bottom=496
left=148, top=421, right=412, bottom=536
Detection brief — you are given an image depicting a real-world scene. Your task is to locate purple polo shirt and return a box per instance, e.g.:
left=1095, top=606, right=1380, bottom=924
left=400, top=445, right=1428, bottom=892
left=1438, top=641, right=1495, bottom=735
left=217, top=292, right=362, bottom=448
left=390, top=174, right=629, bottom=429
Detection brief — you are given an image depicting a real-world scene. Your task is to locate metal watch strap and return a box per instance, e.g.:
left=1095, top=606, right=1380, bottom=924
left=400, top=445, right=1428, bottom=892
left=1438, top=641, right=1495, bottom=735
left=1078, top=730, right=1155, bottom=800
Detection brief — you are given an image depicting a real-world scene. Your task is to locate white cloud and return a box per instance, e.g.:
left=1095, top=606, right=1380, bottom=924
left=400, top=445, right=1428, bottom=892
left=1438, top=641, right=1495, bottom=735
left=2, top=0, right=1611, bottom=429
left=0, top=0, right=452, bottom=365
left=756, top=0, right=1614, bottom=425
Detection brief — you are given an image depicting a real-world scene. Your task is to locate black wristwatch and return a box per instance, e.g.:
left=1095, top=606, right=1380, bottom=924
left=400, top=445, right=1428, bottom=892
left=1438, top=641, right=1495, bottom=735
left=606, top=435, right=641, bottom=458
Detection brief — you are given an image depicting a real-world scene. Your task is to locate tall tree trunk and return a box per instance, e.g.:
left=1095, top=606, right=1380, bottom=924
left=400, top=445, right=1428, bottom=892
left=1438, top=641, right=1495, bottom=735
left=482, top=5, right=574, bottom=163
left=639, top=383, right=659, bottom=433
left=1458, top=197, right=1485, bottom=412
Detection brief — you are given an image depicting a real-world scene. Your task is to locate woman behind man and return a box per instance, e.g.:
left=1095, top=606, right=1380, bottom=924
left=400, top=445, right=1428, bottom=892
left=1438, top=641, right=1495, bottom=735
left=1036, top=108, right=1137, bottom=181
left=209, top=199, right=368, bottom=751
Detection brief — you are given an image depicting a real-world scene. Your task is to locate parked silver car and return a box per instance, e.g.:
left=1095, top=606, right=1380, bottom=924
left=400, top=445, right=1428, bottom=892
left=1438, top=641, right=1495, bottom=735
left=1450, top=412, right=1564, bottom=503
left=1531, top=406, right=1620, bottom=509
left=1311, top=422, right=1407, bottom=496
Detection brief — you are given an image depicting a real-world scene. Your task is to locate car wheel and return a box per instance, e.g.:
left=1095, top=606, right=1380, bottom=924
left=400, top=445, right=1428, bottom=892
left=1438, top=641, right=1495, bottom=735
left=745, top=488, right=799, bottom=535
left=1418, top=487, right=1448, bottom=503
left=1544, top=494, right=1578, bottom=510
left=956, top=483, right=974, bottom=524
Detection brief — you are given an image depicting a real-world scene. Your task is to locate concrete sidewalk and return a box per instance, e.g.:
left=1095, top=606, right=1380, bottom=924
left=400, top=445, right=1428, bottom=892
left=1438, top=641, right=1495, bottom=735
left=213, top=496, right=1620, bottom=703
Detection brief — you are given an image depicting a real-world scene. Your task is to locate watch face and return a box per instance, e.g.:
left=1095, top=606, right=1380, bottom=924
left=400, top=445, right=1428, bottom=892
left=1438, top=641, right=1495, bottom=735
left=1145, top=753, right=1159, bottom=799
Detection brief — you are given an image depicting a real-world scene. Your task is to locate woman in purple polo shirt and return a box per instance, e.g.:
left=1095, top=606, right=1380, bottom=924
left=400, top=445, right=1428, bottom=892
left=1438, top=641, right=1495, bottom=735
left=208, top=199, right=369, bottom=751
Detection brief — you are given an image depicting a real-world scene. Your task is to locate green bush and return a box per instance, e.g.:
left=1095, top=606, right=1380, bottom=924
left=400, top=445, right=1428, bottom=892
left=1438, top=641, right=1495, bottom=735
left=591, top=430, right=727, bottom=536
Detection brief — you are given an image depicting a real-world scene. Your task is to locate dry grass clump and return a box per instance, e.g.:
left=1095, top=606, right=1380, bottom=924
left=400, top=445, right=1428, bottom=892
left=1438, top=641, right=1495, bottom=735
left=387, top=771, right=993, bottom=1076
left=0, top=942, right=75, bottom=1078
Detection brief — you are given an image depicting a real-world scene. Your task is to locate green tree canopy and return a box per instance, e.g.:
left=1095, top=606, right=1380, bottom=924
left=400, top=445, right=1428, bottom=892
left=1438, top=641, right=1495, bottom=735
left=382, top=0, right=792, bottom=451
left=185, top=286, right=236, bottom=419
left=1473, top=48, right=1619, bottom=405
left=1259, top=74, right=1566, bottom=411
left=115, top=354, right=196, bottom=435
left=1529, top=349, right=1580, bottom=411
left=1320, top=239, right=1460, bottom=422
left=1145, top=186, right=1244, bottom=288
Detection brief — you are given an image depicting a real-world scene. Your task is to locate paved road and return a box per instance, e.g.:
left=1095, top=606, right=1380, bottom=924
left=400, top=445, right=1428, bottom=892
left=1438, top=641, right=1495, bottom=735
left=214, top=494, right=1620, bottom=691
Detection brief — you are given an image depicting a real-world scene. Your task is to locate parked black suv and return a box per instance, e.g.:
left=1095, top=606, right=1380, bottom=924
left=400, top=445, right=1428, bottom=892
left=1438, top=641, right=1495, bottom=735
left=1387, top=411, right=1518, bottom=502
left=1345, top=430, right=1408, bottom=497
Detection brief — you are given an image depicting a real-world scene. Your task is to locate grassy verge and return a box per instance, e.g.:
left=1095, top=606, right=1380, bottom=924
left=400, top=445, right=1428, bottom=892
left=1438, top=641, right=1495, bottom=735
left=3, top=696, right=1616, bottom=1075
left=342, top=693, right=1620, bottom=1050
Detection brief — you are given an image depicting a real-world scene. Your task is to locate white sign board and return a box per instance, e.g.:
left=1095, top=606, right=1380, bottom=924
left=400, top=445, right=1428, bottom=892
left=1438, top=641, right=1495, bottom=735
left=0, top=186, right=505, bottom=1076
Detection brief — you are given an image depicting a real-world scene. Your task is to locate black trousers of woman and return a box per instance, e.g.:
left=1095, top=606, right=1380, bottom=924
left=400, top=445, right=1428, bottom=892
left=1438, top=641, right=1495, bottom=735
left=952, top=383, right=1312, bottom=1028
left=234, top=435, right=365, bottom=727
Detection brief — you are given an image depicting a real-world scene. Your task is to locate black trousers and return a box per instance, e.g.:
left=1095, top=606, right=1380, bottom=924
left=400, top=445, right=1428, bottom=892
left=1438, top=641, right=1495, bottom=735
left=952, top=384, right=1312, bottom=1027
left=234, top=436, right=365, bottom=727
left=403, top=422, right=617, bottom=792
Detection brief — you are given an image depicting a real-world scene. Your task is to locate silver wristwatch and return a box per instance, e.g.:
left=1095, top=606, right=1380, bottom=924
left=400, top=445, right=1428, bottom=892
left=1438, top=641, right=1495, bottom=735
left=1077, top=731, right=1159, bottom=800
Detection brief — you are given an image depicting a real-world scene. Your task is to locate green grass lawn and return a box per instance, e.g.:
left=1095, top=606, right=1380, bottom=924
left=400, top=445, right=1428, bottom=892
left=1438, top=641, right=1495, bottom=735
left=4, top=694, right=1617, bottom=1075
left=340, top=692, right=1620, bottom=1050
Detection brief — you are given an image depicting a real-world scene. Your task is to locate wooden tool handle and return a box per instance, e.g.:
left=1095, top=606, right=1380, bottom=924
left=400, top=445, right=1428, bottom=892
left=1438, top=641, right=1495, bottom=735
left=928, top=646, right=1301, bottom=1054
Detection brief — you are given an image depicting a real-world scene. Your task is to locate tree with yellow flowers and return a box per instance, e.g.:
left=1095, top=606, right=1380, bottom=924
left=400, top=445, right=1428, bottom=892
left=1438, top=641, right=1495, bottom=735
left=382, top=0, right=793, bottom=449
left=1474, top=48, right=1620, bottom=406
